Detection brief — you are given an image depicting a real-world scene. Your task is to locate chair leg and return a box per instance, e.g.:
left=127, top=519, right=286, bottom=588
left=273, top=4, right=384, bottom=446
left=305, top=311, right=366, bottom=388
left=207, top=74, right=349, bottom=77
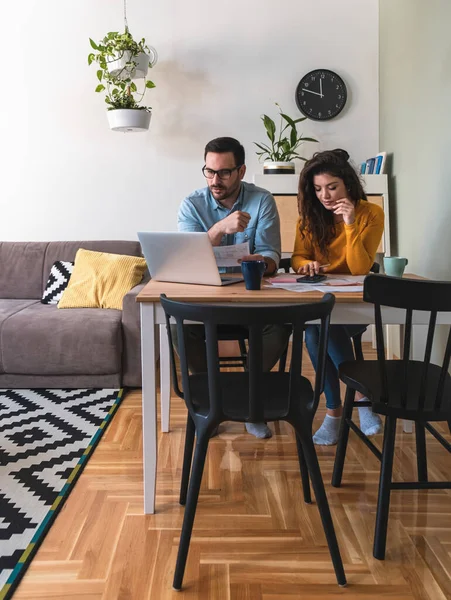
left=295, top=431, right=311, bottom=503
left=238, top=339, right=248, bottom=370
left=299, top=432, right=347, bottom=586
left=173, top=433, right=209, bottom=591
left=373, top=416, right=397, bottom=560
left=179, top=413, right=196, bottom=505
left=278, top=345, right=288, bottom=373
left=332, top=387, right=356, bottom=487
left=352, top=334, right=364, bottom=361
left=415, top=422, right=428, bottom=483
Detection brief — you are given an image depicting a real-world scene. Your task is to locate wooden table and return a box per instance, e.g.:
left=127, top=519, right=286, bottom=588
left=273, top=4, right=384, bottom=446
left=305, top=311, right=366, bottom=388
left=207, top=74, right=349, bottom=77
left=136, top=276, right=443, bottom=514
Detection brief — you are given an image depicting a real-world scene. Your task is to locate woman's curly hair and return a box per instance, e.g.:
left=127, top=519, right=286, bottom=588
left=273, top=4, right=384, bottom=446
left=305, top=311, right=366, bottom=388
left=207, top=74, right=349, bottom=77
left=297, top=149, right=366, bottom=257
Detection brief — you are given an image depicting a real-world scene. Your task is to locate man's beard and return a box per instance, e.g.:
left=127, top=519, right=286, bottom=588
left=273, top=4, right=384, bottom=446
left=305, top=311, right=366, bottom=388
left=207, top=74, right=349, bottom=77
left=210, top=185, right=227, bottom=199
left=210, top=181, right=239, bottom=202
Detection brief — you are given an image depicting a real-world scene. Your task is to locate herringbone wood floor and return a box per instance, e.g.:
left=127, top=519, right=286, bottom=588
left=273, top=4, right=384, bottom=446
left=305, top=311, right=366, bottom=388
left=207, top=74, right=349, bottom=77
left=13, top=344, right=451, bottom=599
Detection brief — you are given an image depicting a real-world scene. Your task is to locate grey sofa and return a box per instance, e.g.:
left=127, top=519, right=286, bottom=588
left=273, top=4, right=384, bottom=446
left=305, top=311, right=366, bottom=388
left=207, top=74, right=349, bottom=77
left=0, top=241, right=146, bottom=389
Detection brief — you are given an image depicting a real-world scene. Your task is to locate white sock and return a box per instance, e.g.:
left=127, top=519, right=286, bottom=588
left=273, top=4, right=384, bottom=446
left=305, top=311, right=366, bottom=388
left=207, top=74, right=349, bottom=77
left=245, top=422, right=272, bottom=439
left=313, top=414, right=341, bottom=446
left=357, top=398, right=382, bottom=436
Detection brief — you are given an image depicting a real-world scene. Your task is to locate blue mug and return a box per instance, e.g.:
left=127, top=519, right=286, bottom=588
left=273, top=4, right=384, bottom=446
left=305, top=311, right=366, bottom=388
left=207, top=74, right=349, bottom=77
left=241, top=260, right=266, bottom=290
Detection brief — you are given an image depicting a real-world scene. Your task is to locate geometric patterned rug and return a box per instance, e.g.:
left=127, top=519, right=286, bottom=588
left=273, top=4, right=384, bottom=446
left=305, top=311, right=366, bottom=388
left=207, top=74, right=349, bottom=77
left=0, top=388, right=123, bottom=600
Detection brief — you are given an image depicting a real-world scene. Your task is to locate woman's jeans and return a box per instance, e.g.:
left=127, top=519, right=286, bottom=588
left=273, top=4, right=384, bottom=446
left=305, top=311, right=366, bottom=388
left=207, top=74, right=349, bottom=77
left=305, top=324, right=367, bottom=410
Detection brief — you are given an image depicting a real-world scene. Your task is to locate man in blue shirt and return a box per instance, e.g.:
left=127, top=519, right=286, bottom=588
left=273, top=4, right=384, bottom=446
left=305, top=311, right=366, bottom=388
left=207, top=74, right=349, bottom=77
left=178, top=138, right=281, bottom=275
left=176, top=137, right=290, bottom=439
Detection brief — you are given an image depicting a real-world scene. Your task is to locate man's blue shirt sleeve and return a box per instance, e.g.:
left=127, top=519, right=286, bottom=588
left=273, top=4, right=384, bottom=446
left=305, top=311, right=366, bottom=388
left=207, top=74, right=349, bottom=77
left=253, top=193, right=281, bottom=267
left=177, top=198, right=205, bottom=232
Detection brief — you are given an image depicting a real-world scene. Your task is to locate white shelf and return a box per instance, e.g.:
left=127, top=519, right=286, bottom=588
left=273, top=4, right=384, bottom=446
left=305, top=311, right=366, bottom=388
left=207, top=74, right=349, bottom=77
left=253, top=174, right=298, bottom=194
left=362, top=174, right=388, bottom=194
left=253, top=173, right=387, bottom=195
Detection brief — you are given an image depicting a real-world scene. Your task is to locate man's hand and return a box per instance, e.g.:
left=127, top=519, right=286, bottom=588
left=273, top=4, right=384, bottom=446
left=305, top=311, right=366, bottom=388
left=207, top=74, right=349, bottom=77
left=208, top=211, right=251, bottom=245
left=221, top=211, right=251, bottom=234
left=239, top=254, right=276, bottom=275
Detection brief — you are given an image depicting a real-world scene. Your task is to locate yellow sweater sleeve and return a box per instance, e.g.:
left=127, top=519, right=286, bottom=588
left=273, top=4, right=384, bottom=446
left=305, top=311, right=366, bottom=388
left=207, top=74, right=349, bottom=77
left=344, top=204, right=384, bottom=274
left=291, top=218, right=316, bottom=272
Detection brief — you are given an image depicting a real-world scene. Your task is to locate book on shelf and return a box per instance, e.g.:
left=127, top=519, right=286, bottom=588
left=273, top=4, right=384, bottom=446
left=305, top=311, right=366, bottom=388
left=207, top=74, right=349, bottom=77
left=374, top=151, right=387, bottom=174
left=365, top=157, right=376, bottom=174
left=361, top=151, right=387, bottom=176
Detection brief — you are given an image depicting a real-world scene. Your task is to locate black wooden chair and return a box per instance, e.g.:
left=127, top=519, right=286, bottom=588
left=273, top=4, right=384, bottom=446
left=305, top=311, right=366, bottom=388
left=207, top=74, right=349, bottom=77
left=161, top=293, right=347, bottom=591
left=351, top=262, right=380, bottom=360
left=332, top=274, right=451, bottom=560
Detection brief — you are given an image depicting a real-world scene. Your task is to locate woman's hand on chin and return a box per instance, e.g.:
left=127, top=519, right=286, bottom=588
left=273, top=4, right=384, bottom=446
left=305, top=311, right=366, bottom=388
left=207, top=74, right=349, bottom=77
left=333, top=198, right=355, bottom=225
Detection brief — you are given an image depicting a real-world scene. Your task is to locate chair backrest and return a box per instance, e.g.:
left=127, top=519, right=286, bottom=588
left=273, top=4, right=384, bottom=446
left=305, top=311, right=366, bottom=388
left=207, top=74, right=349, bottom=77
left=371, top=262, right=380, bottom=274
left=161, top=294, right=335, bottom=423
left=364, top=274, right=451, bottom=411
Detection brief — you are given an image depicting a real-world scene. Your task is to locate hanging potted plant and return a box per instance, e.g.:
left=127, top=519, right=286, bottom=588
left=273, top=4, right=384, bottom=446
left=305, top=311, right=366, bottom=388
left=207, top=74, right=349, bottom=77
left=88, top=30, right=157, bottom=82
left=254, top=103, right=318, bottom=174
left=88, top=31, right=156, bottom=132
left=88, top=0, right=157, bottom=133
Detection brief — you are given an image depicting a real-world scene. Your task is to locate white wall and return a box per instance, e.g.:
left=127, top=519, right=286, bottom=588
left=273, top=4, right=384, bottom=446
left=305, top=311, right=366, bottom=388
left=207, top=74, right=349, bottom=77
left=380, top=0, right=451, bottom=362
left=380, top=0, right=451, bottom=281
left=1, top=0, right=379, bottom=241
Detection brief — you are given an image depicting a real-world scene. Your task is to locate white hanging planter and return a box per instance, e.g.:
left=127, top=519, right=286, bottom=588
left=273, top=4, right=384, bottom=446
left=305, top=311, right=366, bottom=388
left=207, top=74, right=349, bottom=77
left=107, top=109, right=151, bottom=132
left=108, top=48, right=157, bottom=80
left=263, top=161, right=295, bottom=175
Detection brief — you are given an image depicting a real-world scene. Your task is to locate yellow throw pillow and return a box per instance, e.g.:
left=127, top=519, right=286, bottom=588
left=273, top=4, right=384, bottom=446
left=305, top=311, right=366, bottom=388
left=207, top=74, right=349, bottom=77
left=58, top=249, right=147, bottom=310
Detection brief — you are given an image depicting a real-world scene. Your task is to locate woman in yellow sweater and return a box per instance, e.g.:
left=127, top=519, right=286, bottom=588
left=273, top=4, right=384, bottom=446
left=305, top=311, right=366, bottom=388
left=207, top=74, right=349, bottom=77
left=292, top=149, right=384, bottom=445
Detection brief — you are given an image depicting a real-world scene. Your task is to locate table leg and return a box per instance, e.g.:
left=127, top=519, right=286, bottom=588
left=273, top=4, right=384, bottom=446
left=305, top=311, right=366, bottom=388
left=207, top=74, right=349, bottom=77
left=140, top=303, right=158, bottom=514
left=159, top=324, right=171, bottom=433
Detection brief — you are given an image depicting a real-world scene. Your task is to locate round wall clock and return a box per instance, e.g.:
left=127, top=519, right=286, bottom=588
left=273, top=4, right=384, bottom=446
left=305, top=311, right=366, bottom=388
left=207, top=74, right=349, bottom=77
left=295, top=69, right=347, bottom=121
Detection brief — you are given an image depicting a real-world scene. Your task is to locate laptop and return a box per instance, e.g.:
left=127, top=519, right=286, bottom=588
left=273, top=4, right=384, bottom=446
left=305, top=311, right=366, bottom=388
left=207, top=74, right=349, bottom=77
left=138, top=231, right=244, bottom=286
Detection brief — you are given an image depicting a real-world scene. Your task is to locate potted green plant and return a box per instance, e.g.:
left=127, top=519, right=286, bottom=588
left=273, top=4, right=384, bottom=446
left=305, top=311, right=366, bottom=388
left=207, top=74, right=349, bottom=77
left=254, top=103, right=318, bottom=174
left=88, top=30, right=157, bottom=132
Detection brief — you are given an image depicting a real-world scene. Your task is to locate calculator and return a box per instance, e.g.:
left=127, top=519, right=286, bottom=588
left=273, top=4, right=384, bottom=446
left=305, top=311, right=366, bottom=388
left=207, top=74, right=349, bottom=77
left=296, top=274, right=328, bottom=284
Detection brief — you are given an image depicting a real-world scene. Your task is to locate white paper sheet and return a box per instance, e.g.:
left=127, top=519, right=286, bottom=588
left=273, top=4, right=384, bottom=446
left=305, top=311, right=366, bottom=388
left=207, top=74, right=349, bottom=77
left=317, top=285, right=363, bottom=293
left=267, top=273, right=365, bottom=293
left=268, top=282, right=363, bottom=293
left=213, top=242, right=250, bottom=267
left=266, top=283, right=322, bottom=293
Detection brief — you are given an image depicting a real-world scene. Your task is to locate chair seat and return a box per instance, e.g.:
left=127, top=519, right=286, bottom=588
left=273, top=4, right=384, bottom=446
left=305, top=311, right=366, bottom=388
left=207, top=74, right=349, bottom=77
left=339, top=360, right=451, bottom=421
left=188, top=372, right=314, bottom=421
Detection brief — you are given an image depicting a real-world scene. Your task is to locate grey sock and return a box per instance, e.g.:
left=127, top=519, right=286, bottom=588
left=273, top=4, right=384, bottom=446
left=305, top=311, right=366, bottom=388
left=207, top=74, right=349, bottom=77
left=245, top=422, right=272, bottom=439
left=313, top=414, right=341, bottom=446
left=358, top=401, right=382, bottom=435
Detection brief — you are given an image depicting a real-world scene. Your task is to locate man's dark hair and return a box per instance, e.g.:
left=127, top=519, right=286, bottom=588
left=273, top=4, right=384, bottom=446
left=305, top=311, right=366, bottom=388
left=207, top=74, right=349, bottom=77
left=204, top=137, right=245, bottom=166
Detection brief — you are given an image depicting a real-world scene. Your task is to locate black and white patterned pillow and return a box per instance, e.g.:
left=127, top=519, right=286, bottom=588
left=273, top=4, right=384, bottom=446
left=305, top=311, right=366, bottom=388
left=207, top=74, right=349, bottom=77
left=41, top=261, right=74, bottom=305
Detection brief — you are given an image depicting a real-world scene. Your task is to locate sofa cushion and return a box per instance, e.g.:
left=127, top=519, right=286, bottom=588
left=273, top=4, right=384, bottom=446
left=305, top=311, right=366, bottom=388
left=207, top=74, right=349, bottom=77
left=42, top=241, right=142, bottom=293
left=0, top=299, right=40, bottom=373
left=0, top=303, right=122, bottom=375
left=41, top=261, right=74, bottom=305
left=0, top=243, right=47, bottom=299
left=58, top=249, right=146, bottom=310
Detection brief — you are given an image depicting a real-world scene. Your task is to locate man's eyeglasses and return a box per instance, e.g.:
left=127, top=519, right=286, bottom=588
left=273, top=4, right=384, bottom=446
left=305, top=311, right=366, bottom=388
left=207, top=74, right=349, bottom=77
left=202, top=165, right=242, bottom=180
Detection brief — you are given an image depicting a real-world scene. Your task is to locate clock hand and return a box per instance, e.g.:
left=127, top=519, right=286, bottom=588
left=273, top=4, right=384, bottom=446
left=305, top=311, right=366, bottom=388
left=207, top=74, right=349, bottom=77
left=301, top=88, right=323, bottom=96
left=319, top=78, right=323, bottom=98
